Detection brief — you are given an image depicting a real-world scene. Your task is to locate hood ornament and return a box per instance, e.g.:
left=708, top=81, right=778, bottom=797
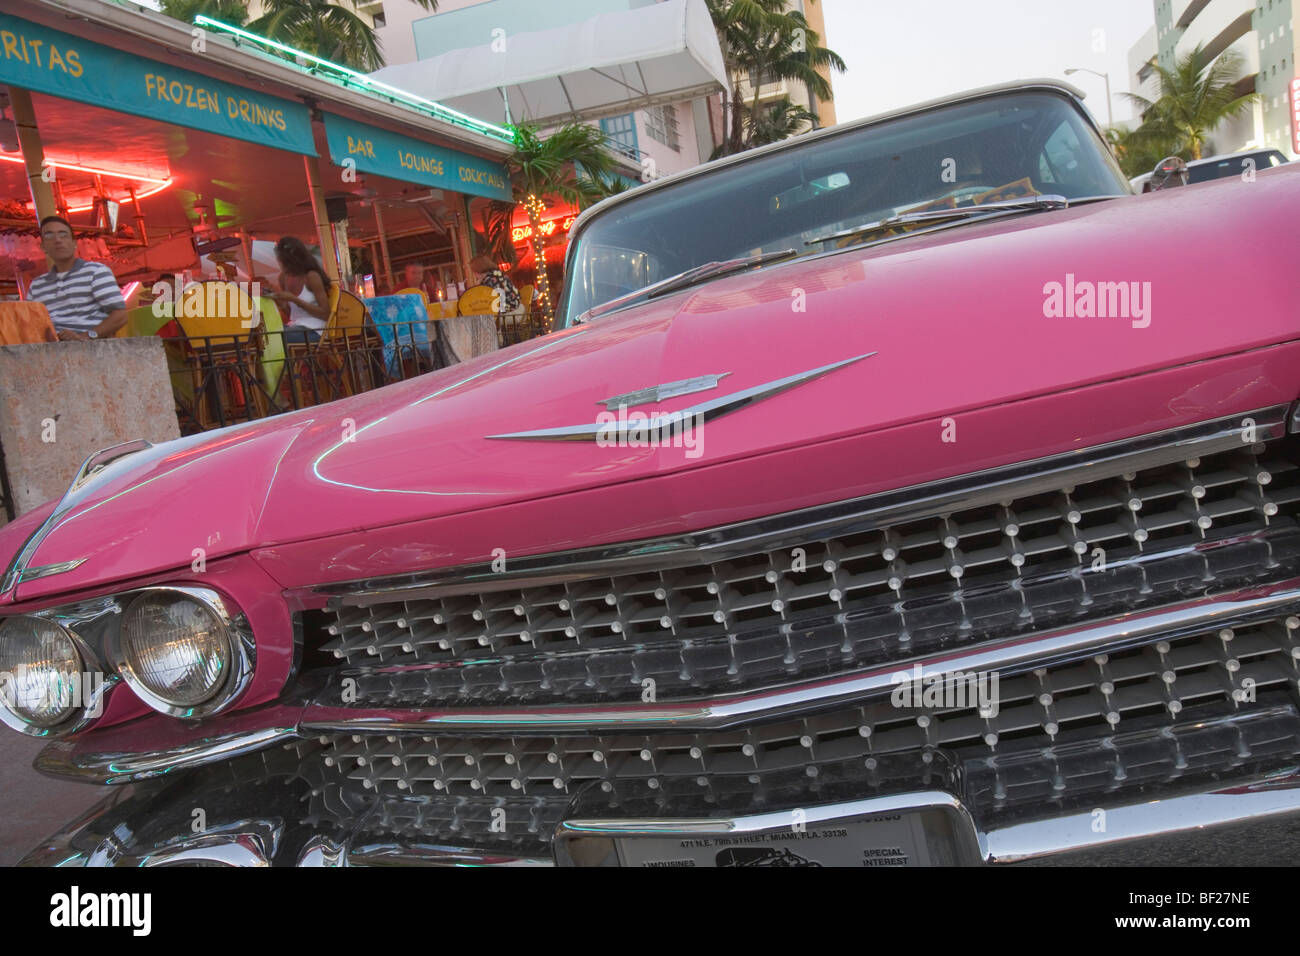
left=597, top=373, right=732, bottom=411
left=486, top=353, right=875, bottom=443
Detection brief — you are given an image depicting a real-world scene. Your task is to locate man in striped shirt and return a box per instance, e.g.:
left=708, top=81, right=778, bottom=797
left=28, top=216, right=127, bottom=341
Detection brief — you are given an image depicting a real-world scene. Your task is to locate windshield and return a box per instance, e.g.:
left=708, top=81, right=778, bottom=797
left=559, top=90, right=1129, bottom=325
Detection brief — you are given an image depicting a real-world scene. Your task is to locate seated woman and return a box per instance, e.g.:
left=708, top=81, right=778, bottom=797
left=270, top=236, right=331, bottom=344
left=468, top=254, right=522, bottom=315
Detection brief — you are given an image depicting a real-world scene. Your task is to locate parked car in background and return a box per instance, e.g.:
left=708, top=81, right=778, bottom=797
left=5, top=80, right=1300, bottom=867
left=1130, top=148, right=1290, bottom=192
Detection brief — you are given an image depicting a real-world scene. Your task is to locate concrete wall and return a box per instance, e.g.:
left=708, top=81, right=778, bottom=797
left=0, top=339, right=180, bottom=522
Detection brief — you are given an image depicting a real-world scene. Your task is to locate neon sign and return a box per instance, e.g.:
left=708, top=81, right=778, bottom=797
left=512, top=214, right=576, bottom=244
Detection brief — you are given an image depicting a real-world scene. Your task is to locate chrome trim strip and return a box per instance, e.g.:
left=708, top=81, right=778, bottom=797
left=485, top=353, right=874, bottom=442
left=981, top=770, right=1300, bottom=863
left=311, top=404, right=1288, bottom=603
left=299, top=580, right=1300, bottom=733
left=18, top=559, right=88, bottom=584
left=27, top=765, right=1300, bottom=867
left=553, top=792, right=983, bottom=866
left=34, top=725, right=299, bottom=784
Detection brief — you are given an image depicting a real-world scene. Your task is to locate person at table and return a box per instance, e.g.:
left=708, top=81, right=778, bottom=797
left=402, top=262, right=431, bottom=297
left=468, top=254, right=522, bottom=315
left=28, top=215, right=127, bottom=341
left=270, top=236, right=331, bottom=344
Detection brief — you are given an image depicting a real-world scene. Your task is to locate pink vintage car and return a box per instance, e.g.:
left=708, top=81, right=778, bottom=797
left=4, top=80, right=1300, bottom=867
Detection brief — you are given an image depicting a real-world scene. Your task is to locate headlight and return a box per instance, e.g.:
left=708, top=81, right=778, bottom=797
left=114, top=588, right=249, bottom=717
left=0, top=615, right=83, bottom=730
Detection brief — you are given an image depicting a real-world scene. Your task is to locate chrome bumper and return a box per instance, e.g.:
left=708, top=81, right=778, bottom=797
left=21, top=734, right=1300, bottom=867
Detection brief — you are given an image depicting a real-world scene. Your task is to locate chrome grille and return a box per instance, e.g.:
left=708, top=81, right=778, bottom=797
left=318, top=613, right=1300, bottom=803
left=322, top=439, right=1300, bottom=708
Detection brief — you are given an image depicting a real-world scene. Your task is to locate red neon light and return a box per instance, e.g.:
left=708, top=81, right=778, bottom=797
left=64, top=179, right=172, bottom=213
left=0, top=153, right=171, bottom=184
left=0, top=154, right=173, bottom=213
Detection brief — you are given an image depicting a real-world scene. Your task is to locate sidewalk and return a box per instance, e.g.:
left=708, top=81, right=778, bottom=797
left=0, top=733, right=103, bottom=866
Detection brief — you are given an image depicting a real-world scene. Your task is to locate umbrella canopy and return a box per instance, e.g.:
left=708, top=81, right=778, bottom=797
left=368, top=0, right=729, bottom=128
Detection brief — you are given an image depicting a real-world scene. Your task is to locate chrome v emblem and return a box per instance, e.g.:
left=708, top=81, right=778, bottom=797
left=598, top=373, right=732, bottom=410
left=485, top=353, right=876, bottom=442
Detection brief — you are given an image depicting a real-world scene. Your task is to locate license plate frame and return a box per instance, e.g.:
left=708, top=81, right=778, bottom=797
left=554, top=791, right=983, bottom=868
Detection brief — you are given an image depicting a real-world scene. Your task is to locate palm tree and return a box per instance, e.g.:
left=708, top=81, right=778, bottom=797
left=160, top=0, right=435, bottom=70
left=1122, top=43, right=1258, bottom=160
left=478, top=199, right=519, bottom=269
left=746, top=95, right=817, bottom=147
left=159, top=0, right=250, bottom=26
left=1105, top=124, right=1185, bottom=179
left=250, top=0, right=437, bottom=72
left=707, top=0, right=783, bottom=156
left=739, top=11, right=844, bottom=130
left=505, top=123, right=616, bottom=330
left=706, top=0, right=846, bottom=155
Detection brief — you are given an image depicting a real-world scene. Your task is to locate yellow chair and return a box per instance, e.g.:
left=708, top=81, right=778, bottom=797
left=396, top=287, right=428, bottom=303
left=457, top=285, right=496, bottom=316
left=172, top=281, right=268, bottom=430
left=314, top=287, right=376, bottom=399
left=518, top=285, right=535, bottom=311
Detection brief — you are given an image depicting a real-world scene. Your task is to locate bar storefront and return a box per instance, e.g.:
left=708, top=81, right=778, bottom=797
left=0, top=0, right=517, bottom=455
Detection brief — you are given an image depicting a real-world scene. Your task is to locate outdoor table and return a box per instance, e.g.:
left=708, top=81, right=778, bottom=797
left=362, top=293, right=432, bottom=377
left=0, top=301, right=58, bottom=345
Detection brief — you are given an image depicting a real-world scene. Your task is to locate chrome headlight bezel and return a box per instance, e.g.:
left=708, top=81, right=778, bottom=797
left=107, top=586, right=256, bottom=720
left=0, top=584, right=256, bottom=735
left=0, top=611, right=117, bottom=738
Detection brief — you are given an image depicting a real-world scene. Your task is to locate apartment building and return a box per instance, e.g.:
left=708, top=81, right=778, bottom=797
left=1127, top=25, right=1161, bottom=127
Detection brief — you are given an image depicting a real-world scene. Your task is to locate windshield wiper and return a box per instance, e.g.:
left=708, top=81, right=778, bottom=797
left=645, top=249, right=799, bottom=299
left=576, top=249, right=799, bottom=323
left=805, top=194, right=1070, bottom=248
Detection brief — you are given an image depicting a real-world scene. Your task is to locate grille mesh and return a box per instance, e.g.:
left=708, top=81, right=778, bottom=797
left=322, top=442, right=1300, bottom=707
left=317, top=613, right=1300, bottom=802
left=298, top=430, right=1300, bottom=857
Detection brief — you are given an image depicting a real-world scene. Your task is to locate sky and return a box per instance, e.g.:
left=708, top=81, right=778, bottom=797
left=819, top=0, right=1157, bottom=129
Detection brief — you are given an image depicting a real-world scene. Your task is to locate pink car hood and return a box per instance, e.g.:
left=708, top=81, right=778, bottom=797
left=8, top=166, right=1300, bottom=600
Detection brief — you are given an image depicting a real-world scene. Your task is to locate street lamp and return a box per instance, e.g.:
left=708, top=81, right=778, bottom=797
left=1065, top=67, right=1113, bottom=129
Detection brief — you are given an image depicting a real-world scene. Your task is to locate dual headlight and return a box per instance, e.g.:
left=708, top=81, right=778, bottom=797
left=0, top=587, right=254, bottom=736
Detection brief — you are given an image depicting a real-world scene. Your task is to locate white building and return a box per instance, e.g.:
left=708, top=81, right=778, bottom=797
left=1126, top=25, right=1161, bottom=130
left=362, top=0, right=726, bottom=179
